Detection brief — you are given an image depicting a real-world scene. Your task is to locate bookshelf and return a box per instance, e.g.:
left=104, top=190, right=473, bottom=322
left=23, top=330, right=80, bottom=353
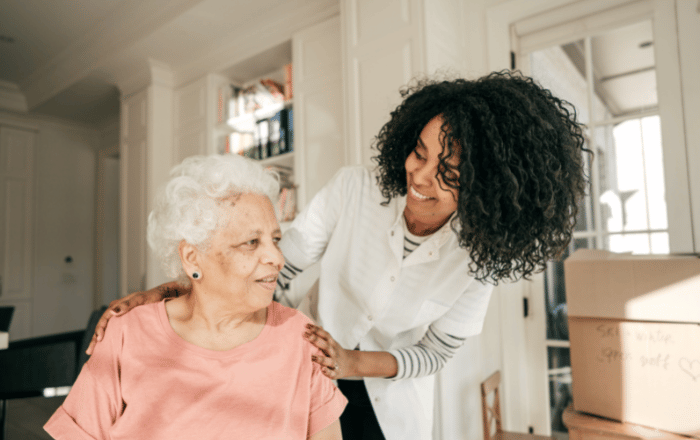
left=171, top=14, right=343, bottom=317
left=174, top=17, right=344, bottom=224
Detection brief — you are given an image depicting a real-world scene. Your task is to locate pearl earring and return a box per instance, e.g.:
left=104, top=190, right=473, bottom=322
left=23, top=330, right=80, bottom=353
left=192, top=272, right=200, bottom=279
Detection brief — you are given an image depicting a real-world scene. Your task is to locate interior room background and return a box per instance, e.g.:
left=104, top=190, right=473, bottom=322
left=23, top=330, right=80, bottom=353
left=0, top=0, right=698, bottom=439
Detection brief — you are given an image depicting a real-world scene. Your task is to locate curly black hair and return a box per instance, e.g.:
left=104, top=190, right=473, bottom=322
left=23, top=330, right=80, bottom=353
left=373, top=70, right=590, bottom=283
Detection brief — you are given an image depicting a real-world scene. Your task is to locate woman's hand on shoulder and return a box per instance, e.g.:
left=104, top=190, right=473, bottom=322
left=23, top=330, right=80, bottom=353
left=304, top=323, right=354, bottom=380
left=85, top=282, right=188, bottom=355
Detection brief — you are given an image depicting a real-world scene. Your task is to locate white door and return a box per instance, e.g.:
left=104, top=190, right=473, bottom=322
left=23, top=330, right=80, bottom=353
left=0, top=126, right=35, bottom=341
left=510, top=0, right=693, bottom=435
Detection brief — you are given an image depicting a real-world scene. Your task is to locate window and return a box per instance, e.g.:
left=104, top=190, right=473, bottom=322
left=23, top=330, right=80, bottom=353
left=509, top=1, right=693, bottom=436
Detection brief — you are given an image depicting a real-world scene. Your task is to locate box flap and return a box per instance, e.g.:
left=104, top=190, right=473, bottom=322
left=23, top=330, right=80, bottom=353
left=565, top=250, right=700, bottom=322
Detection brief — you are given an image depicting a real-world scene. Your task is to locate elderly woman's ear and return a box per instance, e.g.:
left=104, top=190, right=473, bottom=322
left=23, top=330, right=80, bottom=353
left=179, top=241, right=201, bottom=281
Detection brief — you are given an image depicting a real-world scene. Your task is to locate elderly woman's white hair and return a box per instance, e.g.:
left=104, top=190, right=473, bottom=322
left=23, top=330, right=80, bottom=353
left=147, top=154, right=280, bottom=283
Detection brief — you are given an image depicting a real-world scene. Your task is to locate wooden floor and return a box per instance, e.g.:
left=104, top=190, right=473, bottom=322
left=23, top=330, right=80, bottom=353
left=4, top=396, right=65, bottom=440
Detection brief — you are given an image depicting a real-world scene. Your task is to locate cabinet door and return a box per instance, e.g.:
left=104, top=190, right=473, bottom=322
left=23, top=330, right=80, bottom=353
left=342, top=0, right=425, bottom=168
left=293, top=15, right=346, bottom=209
left=288, top=16, right=346, bottom=300
left=120, top=91, right=148, bottom=296
left=174, top=76, right=209, bottom=163
left=0, top=126, right=35, bottom=340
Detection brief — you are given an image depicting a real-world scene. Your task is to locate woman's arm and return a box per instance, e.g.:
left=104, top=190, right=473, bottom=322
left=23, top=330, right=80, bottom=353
left=305, top=323, right=466, bottom=380
left=305, top=279, right=493, bottom=380
left=85, top=281, right=188, bottom=355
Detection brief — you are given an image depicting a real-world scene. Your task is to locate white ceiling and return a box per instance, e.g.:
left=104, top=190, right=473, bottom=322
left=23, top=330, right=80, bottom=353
left=0, top=0, right=337, bottom=126
left=0, top=0, right=126, bottom=84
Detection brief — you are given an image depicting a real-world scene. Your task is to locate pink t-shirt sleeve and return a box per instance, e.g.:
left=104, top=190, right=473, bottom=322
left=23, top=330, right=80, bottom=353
left=307, top=350, right=348, bottom=436
left=44, top=320, right=123, bottom=439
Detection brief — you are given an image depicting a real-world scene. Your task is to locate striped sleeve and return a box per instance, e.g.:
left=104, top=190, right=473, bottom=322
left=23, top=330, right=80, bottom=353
left=274, top=260, right=304, bottom=308
left=388, top=324, right=467, bottom=380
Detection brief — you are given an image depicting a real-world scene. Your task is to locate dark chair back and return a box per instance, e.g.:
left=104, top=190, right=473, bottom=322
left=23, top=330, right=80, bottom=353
left=0, top=307, right=13, bottom=333
left=0, top=306, right=108, bottom=399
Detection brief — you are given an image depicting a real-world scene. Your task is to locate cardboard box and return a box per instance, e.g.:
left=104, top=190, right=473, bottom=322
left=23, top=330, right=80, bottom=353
left=565, top=250, right=700, bottom=437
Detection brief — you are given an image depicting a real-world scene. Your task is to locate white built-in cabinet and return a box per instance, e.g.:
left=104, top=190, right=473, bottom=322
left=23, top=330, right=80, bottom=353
left=341, top=0, right=468, bottom=167
left=0, top=125, right=35, bottom=341
left=120, top=16, right=345, bottom=294
left=120, top=66, right=175, bottom=296
left=173, top=15, right=345, bottom=213
left=120, top=90, right=148, bottom=297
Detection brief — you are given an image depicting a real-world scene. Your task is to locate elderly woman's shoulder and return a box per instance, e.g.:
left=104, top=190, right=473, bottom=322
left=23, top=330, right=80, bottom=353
left=269, top=301, right=315, bottom=329
left=110, top=301, right=163, bottom=332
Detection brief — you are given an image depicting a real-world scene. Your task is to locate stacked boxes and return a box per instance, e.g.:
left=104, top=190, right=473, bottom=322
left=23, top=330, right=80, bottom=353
left=564, top=249, right=700, bottom=437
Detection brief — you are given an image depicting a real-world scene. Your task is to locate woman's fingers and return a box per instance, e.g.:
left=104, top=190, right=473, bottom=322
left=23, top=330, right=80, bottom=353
left=312, top=354, right=340, bottom=379
left=85, top=308, right=119, bottom=355
left=304, top=324, right=348, bottom=380
left=308, top=324, right=334, bottom=342
left=304, top=331, right=332, bottom=356
left=311, top=354, right=335, bottom=369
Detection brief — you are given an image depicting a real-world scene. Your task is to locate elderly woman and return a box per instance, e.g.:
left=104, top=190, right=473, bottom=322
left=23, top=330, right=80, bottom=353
left=44, top=154, right=346, bottom=440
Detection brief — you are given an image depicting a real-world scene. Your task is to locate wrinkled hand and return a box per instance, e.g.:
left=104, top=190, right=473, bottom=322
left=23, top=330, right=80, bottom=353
left=85, top=287, right=174, bottom=355
left=304, top=323, right=354, bottom=380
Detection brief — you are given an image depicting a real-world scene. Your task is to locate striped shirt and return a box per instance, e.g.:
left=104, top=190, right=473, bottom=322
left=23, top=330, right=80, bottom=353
left=275, top=226, right=467, bottom=380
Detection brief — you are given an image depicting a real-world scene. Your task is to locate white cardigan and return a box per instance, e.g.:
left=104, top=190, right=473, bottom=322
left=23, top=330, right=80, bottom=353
left=279, top=166, right=493, bottom=440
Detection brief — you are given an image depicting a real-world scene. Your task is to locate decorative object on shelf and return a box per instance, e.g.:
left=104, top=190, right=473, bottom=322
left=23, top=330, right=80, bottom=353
left=277, top=186, right=297, bottom=222
left=284, top=63, right=293, bottom=100
left=266, top=165, right=296, bottom=222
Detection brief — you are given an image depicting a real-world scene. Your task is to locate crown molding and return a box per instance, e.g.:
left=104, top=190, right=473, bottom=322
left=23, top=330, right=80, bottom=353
left=0, top=80, right=28, bottom=113
left=149, top=59, right=175, bottom=89
left=117, top=59, right=175, bottom=99
left=20, top=0, right=206, bottom=110
left=0, top=108, right=102, bottom=134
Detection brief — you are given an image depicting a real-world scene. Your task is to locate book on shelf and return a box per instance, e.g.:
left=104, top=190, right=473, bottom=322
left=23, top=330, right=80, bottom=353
left=269, top=110, right=284, bottom=156
left=260, top=79, right=285, bottom=101
left=284, top=63, right=293, bottom=100
left=286, top=107, right=294, bottom=152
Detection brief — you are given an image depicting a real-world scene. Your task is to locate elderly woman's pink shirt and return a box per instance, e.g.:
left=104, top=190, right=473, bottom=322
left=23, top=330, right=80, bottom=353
left=44, top=301, right=347, bottom=439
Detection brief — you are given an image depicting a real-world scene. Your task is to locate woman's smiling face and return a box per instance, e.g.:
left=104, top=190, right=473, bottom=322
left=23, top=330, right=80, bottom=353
left=403, top=115, right=460, bottom=236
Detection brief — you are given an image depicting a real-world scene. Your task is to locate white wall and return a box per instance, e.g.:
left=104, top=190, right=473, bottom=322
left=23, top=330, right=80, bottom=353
left=32, top=120, right=98, bottom=336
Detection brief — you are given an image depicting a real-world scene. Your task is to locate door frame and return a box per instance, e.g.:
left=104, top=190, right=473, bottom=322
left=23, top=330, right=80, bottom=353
left=486, top=0, right=693, bottom=432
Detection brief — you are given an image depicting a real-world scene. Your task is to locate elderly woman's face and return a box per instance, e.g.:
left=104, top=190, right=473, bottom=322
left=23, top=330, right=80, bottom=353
left=195, top=193, right=284, bottom=311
